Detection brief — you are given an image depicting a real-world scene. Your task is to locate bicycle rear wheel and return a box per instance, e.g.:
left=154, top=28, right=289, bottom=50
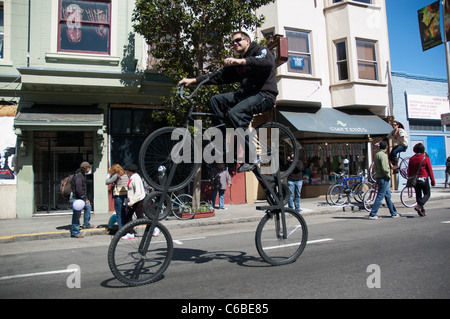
left=139, top=127, right=199, bottom=192
left=255, top=208, right=308, bottom=266
left=108, top=218, right=173, bottom=286
left=254, top=122, right=298, bottom=180
left=400, top=186, right=417, bottom=208
left=363, top=188, right=377, bottom=212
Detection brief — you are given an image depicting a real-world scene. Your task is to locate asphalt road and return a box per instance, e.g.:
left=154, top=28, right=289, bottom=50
left=1, top=202, right=449, bottom=303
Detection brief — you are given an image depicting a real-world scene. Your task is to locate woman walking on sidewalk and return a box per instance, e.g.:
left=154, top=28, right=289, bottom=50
left=408, top=143, right=435, bottom=216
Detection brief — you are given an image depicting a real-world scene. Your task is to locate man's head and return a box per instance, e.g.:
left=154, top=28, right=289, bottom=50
left=123, top=163, right=138, bottom=177
left=80, top=161, right=91, bottom=174
left=379, top=141, right=388, bottom=150
left=231, top=31, right=251, bottom=55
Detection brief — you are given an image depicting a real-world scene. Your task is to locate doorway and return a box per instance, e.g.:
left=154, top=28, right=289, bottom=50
left=33, top=131, right=94, bottom=213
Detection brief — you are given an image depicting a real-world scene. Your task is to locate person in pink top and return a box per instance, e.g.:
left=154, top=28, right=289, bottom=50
left=407, top=143, right=435, bottom=216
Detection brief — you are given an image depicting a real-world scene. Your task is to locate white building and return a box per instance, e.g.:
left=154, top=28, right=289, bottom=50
left=252, top=0, right=393, bottom=197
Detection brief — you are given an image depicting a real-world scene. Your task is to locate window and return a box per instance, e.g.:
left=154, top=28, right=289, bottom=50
left=109, top=108, right=167, bottom=166
left=356, top=40, right=378, bottom=80
left=335, top=41, right=348, bottom=81
left=58, top=0, right=111, bottom=54
left=286, top=30, right=311, bottom=75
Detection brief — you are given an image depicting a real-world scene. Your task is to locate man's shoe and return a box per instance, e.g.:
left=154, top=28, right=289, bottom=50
left=71, top=234, right=84, bottom=238
left=368, top=215, right=380, bottom=220
left=237, top=163, right=256, bottom=173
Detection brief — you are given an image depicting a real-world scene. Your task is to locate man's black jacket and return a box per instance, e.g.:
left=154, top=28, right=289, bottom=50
left=196, top=42, right=278, bottom=103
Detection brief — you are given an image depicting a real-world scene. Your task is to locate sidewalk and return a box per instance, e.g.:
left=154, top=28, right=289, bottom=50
left=1, top=187, right=449, bottom=243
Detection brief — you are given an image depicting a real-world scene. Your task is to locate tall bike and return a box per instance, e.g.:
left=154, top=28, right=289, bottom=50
left=108, top=70, right=307, bottom=286
left=369, top=146, right=410, bottom=182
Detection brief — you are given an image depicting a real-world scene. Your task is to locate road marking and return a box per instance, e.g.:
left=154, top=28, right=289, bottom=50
left=441, top=221, right=450, bottom=224
left=264, top=238, right=334, bottom=250
left=307, top=238, right=334, bottom=244
left=173, top=236, right=206, bottom=245
left=0, top=268, right=77, bottom=281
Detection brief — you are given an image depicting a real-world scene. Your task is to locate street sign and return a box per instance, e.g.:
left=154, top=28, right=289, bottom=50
left=441, top=112, right=450, bottom=125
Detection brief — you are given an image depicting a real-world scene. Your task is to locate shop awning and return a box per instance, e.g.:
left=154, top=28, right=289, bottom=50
left=279, top=108, right=392, bottom=135
left=14, top=106, right=104, bottom=131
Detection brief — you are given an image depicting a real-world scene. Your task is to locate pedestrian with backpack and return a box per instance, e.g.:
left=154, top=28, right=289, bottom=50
left=70, top=161, right=93, bottom=238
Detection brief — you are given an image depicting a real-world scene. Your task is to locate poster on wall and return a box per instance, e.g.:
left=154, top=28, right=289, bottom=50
left=406, top=94, right=450, bottom=120
left=0, top=117, right=17, bottom=185
left=418, top=1, right=443, bottom=51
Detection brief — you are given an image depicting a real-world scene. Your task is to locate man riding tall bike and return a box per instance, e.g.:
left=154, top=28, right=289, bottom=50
left=177, top=31, right=278, bottom=173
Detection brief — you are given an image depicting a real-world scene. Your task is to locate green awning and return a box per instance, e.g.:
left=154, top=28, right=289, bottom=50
left=14, top=106, right=104, bottom=131
left=279, top=108, right=392, bottom=135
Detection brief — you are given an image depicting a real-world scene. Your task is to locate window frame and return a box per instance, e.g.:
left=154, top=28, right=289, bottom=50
left=335, top=40, right=349, bottom=81
left=285, top=29, right=312, bottom=75
left=57, top=0, right=112, bottom=55
left=356, top=39, right=378, bottom=81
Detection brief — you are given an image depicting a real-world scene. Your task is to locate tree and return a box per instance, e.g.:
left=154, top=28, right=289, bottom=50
left=132, top=0, right=274, bottom=208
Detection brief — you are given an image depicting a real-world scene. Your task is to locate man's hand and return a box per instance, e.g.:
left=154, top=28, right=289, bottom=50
left=178, top=78, right=196, bottom=87
left=224, top=57, right=246, bottom=67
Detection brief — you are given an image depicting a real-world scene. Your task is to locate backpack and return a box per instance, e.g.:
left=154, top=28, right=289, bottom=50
left=60, top=174, right=75, bottom=198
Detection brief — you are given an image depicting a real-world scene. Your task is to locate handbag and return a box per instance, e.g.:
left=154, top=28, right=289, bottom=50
left=406, top=155, right=426, bottom=187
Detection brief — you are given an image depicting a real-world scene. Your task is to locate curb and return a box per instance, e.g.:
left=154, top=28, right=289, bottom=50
left=0, top=227, right=108, bottom=243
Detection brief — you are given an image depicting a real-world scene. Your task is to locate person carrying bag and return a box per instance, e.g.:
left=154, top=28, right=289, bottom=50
left=407, top=143, right=435, bottom=217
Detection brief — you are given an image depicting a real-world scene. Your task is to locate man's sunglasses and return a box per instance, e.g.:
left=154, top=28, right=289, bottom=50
left=231, top=37, right=247, bottom=45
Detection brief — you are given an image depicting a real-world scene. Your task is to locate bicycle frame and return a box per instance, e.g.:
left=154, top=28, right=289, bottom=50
left=145, top=72, right=293, bottom=244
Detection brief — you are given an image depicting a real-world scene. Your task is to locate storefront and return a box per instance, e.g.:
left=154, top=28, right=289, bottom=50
left=275, top=107, right=393, bottom=197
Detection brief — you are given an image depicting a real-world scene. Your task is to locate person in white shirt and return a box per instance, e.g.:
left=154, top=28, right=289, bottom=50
left=122, top=163, right=146, bottom=239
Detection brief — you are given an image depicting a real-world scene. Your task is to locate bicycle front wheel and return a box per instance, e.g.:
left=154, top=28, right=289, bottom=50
left=353, top=181, right=373, bottom=203
left=139, top=127, right=199, bottom=192
left=400, top=186, right=417, bottom=208
left=398, top=157, right=410, bottom=179
left=363, top=188, right=377, bottom=212
left=255, top=208, right=308, bottom=266
left=108, top=218, right=173, bottom=286
left=328, top=184, right=349, bottom=205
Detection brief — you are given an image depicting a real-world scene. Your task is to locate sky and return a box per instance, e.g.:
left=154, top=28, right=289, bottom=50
left=386, top=0, right=448, bottom=78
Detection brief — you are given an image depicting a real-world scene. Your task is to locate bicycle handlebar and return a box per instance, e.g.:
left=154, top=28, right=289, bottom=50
left=179, top=68, right=223, bottom=100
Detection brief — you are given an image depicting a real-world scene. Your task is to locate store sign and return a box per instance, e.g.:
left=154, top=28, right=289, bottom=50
left=406, top=94, right=450, bottom=120
left=329, top=120, right=368, bottom=133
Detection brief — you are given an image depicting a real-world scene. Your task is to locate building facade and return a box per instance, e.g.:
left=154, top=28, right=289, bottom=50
left=390, top=71, right=449, bottom=188
left=253, top=0, right=393, bottom=198
left=0, top=0, right=171, bottom=218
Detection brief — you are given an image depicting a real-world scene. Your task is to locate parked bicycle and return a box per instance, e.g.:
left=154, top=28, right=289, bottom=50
left=144, top=191, right=195, bottom=220
left=327, top=171, right=373, bottom=206
left=108, top=70, right=307, bottom=286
